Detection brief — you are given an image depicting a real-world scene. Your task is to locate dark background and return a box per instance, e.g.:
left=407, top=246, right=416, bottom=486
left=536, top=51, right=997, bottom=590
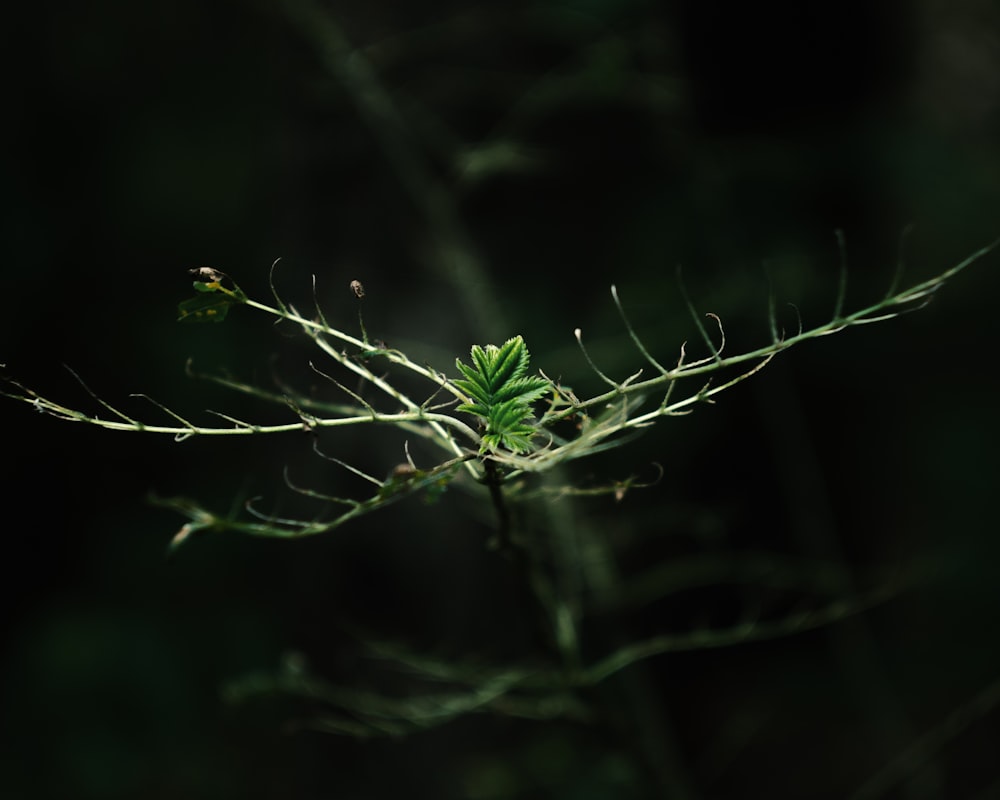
left=3, top=0, right=1000, bottom=798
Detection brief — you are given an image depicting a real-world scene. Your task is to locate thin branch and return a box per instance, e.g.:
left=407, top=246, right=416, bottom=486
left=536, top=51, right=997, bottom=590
left=574, top=327, right=643, bottom=390
left=676, top=265, right=722, bottom=361
left=849, top=675, right=1000, bottom=800
left=269, top=257, right=289, bottom=314
left=312, top=438, right=384, bottom=486
left=283, top=465, right=359, bottom=506
left=884, top=224, right=914, bottom=300
left=311, top=273, right=331, bottom=330
left=611, top=284, right=669, bottom=374
left=546, top=237, right=999, bottom=424
left=64, top=365, right=141, bottom=427
left=582, top=582, right=900, bottom=686
left=308, top=360, right=378, bottom=419
left=128, top=394, right=200, bottom=440
left=203, top=409, right=261, bottom=432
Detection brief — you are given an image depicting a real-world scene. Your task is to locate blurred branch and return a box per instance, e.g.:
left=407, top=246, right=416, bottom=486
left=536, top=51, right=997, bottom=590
left=850, top=675, right=1000, bottom=800
left=276, top=0, right=504, bottom=339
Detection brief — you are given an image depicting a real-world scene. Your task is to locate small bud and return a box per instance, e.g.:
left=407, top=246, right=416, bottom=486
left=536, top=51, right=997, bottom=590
left=390, top=463, right=418, bottom=479
left=190, top=266, right=225, bottom=283
left=350, top=280, right=365, bottom=299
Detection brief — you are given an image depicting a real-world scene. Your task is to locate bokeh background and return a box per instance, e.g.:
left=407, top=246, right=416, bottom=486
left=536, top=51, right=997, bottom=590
left=3, top=0, right=1000, bottom=798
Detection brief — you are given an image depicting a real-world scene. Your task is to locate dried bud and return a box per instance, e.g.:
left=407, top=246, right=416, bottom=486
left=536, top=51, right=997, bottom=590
left=390, top=463, right=418, bottom=479
left=350, top=279, right=365, bottom=299
left=190, top=266, right=225, bottom=283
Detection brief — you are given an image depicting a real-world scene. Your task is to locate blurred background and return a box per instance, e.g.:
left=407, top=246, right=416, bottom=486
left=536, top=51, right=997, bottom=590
left=2, top=0, right=1000, bottom=797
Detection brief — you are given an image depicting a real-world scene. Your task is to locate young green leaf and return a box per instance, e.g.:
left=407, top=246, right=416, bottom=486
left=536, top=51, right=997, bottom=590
left=454, top=335, right=550, bottom=454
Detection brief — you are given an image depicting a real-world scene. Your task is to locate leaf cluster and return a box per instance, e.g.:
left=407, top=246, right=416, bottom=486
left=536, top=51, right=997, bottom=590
left=454, top=336, right=550, bottom=454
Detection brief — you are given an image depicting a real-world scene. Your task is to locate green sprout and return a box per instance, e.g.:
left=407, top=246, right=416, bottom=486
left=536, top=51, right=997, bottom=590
left=453, top=336, right=550, bottom=454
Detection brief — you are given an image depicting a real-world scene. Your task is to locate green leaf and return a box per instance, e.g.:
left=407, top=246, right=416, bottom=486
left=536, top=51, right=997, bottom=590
left=453, top=361, right=490, bottom=404
left=492, top=376, right=549, bottom=405
left=490, top=337, right=528, bottom=386
left=178, top=293, right=234, bottom=322
left=453, top=335, right=550, bottom=454
left=178, top=279, right=247, bottom=323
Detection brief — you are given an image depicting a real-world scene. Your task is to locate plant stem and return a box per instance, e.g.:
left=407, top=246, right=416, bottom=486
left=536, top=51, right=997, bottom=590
left=483, top=458, right=512, bottom=552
